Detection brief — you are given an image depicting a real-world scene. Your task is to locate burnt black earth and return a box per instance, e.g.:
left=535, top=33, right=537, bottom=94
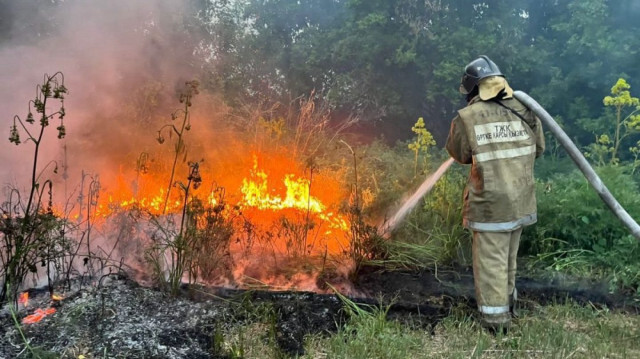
left=1, top=267, right=638, bottom=358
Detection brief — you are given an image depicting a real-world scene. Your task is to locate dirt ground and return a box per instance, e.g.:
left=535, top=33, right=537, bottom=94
left=1, top=266, right=638, bottom=358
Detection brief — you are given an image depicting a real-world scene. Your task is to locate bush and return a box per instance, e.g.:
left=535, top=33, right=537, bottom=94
left=524, top=165, right=640, bottom=254
left=523, top=163, right=640, bottom=293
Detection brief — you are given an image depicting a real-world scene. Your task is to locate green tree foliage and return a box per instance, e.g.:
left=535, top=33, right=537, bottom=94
left=194, top=0, right=639, bottom=148
left=529, top=0, right=640, bottom=147
left=187, top=1, right=640, bottom=283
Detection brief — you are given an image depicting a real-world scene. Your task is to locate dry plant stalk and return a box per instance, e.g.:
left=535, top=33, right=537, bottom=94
left=2, top=72, right=69, bottom=304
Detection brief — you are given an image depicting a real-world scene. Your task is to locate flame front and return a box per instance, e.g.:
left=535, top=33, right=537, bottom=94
left=55, top=149, right=352, bottom=290
left=94, top=186, right=183, bottom=218
left=22, top=308, right=56, bottom=324
left=236, top=155, right=349, bottom=253
left=87, top=152, right=349, bottom=238
left=240, top=160, right=324, bottom=213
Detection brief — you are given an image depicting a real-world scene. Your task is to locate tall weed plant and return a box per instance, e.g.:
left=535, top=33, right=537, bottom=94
left=1, top=72, right=69, bottom=304
left=146, top=81, right=232, bottom=293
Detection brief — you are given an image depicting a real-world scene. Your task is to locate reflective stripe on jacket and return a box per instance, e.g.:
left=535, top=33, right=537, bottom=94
left=446, top=96, right=545, bottom=232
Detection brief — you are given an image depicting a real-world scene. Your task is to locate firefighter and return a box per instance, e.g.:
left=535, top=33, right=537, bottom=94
left=445, top=55, right=545, bottom=331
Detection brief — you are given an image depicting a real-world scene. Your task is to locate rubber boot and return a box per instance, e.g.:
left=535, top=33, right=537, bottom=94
left=481, top=312, right=511, bottom=335
left=510, top=288, right=518, bottom=318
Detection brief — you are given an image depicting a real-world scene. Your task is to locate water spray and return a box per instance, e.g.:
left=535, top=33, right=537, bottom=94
left=380, top=92, right=640, bottom=240
left=379, top=157, right=455, bottom=236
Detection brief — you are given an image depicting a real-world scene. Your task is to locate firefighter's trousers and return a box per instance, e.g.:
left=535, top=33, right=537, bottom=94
left=472, top=228, right=522, bottom=324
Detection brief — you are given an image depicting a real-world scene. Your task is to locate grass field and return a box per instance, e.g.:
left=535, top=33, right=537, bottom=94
left=229, top=300, right=640, bottom=359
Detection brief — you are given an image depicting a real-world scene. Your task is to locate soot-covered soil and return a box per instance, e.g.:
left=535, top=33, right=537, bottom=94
left=1, top=267, right=638, bottom=358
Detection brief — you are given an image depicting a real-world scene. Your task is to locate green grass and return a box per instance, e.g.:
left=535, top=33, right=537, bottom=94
left=300, top=301, right=640, bottom=359
left=209, top=290, right=640, bottom=358
left=373, top=161, right=472, bottom=271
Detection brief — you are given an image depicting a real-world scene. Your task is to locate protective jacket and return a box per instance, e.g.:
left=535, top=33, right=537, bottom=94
left=446, top=95, right=545, bottom=232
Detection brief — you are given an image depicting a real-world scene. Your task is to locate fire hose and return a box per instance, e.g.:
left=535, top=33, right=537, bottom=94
left=514, top=91, right=640, bottom=240
left=381, top=91, right=640, bottom=240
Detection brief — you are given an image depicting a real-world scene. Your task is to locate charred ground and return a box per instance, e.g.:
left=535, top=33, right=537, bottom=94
left=1, top=265, right=638, bottom=359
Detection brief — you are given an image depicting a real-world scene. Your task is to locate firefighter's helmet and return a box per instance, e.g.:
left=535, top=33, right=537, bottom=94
left=459, top=55, right=503, bottom=94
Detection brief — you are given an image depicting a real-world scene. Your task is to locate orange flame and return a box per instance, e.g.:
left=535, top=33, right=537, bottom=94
left=51, top=294, right=64, bottom=301
left=235, top=154, right=349, bottom=255
left=22, top=307, right=56, bottom=324
left=240, top=159, right=325, bottom=213
left=93, top=187, right=182, bottom=217
left=18, top=292, right=29, bottom=307
left=55, top=150, right=351, bottom=269
left=83, top=152, right=349, bottom=231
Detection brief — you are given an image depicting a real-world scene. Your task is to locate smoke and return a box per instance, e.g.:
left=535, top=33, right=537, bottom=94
left=0, top=0, right=216, bottom=198
left=0, top=1, right=359, bottom=293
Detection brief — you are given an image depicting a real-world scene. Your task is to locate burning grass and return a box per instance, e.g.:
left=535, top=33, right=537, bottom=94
left=1, top=78, right=383, bottom=303
left=85, top=147, right=356, bottom=293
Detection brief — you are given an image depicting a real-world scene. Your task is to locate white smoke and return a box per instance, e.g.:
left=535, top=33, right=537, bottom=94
left=0, top=0, right=205, bottom=196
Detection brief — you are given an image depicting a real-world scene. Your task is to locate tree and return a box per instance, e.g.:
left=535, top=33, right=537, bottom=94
left=197, top=0, right=640, bottom=147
